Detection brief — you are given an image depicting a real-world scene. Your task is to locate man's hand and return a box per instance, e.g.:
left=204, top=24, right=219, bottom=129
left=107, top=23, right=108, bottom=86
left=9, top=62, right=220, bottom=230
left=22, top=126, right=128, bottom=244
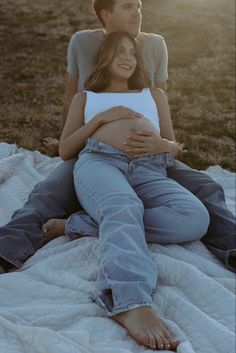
left=96, top=106, right=143, bottom=125
left=42, top=137, right=59, bottom=155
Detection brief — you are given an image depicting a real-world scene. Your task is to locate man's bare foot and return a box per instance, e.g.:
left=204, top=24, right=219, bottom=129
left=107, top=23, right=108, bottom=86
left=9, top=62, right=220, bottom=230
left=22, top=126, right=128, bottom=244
left=42, top=137, right=59, bottom=155
left=113, top=306, right=179, bottom=351
left=42, top=219, right=67, bottom=241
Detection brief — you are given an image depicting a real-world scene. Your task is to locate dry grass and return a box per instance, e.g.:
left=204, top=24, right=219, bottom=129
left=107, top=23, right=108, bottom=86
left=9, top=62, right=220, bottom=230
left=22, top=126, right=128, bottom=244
left=0, top=0, right=235, bottom=170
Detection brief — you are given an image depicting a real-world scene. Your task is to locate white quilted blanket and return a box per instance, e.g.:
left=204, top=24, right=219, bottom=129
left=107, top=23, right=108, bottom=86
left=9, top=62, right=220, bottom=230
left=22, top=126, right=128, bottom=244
left=0, top=142, right=235, bottom=353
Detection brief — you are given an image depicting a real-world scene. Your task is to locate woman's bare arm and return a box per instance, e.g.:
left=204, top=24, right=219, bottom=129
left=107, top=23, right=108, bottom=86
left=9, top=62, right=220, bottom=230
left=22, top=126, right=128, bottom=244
left=150, top=88, right=184, bottom=156
left=59, top=93, right=143, bottom=160
left=59, top=92, right=102, bottom=160
left=121, top=88, right=181, bottom=158
left=150, top=88, right=175, bottom=141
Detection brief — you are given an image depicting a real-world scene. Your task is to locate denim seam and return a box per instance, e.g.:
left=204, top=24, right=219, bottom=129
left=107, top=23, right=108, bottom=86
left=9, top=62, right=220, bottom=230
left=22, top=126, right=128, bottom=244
left=111, top=301, right=153, bottom=315
left=0, top=254, right=19, bottom=268
left=96, top=294, right=153, bottom=317
left=74, top=175, right=117, bottom=304
left=100, top=264, right=120, bottom=306
left=75, top=172, right=123, bottom=306
left=75, top=177, right=104, bottom=222
left=141, top=196, right=192, bottom=218
left=1, top=242, right=34, bottom=268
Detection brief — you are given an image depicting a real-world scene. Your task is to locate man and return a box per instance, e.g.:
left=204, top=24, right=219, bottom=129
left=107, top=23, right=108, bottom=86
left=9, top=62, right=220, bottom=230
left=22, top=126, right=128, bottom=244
left=0, top=0, right=235, bottom=276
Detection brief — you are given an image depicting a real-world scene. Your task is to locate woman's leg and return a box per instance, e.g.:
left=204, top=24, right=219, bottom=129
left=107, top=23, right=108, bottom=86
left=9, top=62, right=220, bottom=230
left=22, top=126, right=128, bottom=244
left=129, top=156, right=210, bottom=244
left=72, top=142, right=178, bottom=350
left=73, top=150, right=156, bottom=314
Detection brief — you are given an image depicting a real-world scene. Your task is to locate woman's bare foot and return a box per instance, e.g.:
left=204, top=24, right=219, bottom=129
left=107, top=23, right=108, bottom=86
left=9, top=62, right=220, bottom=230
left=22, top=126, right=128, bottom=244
left=113, top=306, right=179, bottom=351
left=42, top=137, right=59, bottom=155
left=42, top=219, right=67, bottom=241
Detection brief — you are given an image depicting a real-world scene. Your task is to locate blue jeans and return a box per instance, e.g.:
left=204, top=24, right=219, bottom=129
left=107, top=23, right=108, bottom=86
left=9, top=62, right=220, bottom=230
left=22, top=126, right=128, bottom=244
left=69, top=139, right=209, bottom=315
left=0, top=142, right=235, bottom=271
left=167, top=163, right=236, bottom=268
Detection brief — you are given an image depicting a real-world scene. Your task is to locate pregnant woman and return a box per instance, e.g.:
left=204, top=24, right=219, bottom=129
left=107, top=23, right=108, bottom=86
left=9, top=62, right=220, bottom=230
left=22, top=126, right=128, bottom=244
left=44, top=31, right=209, bottom=351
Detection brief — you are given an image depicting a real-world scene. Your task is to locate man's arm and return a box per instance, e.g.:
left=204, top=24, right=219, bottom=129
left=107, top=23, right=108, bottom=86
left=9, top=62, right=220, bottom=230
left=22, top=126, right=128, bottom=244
left=61, top=73, right=78, bottom=131
left=154, top=35, right=168, bottom=91
left=156, top=81, right=166, bottom=92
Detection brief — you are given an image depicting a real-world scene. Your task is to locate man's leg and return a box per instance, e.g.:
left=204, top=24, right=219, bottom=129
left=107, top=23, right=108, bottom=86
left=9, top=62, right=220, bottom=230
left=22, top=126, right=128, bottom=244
left=167, top=160, right=236, bottom=271
left=0, top=158, right=80, bottom=269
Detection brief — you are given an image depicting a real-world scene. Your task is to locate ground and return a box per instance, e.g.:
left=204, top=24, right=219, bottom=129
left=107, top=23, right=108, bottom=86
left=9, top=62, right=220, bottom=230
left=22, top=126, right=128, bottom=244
left=0, top=0, right=235, bottom=170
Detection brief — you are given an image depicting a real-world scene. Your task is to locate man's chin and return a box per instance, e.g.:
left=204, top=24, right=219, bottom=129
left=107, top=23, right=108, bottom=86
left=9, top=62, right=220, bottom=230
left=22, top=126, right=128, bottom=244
left=126, top=25, right=141, bottom=37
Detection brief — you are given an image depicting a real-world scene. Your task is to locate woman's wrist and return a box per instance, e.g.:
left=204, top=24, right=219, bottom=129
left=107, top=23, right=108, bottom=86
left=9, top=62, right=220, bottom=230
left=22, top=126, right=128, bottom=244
left=162, top=139, right=173, bottom=153
left=93, top=112, right=106, bottom=126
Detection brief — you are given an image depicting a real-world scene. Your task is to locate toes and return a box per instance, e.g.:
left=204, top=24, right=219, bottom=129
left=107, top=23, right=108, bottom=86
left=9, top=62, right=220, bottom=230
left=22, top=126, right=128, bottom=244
left=148, top=334, right=157, bottom=350
left=155, top=335, right=165, bottom=350
left=131, top=331, right=150, bottom=348
left=170, top=340, right=180, bottom=351
left=162, top=327, right=179, bottom=350
left=162, top=336, right=171, bottom=350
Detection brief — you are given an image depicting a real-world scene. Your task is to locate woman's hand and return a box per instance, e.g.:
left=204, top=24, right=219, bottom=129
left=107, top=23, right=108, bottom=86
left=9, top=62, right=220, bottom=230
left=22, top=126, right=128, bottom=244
left=123, top=130, right=186, bottom=158
left=95, top=106, right=143, bottom=125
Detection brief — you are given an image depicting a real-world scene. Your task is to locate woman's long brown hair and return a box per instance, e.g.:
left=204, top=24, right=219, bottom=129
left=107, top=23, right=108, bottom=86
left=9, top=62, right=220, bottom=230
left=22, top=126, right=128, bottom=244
left=84, top=31, right=150, bottom=92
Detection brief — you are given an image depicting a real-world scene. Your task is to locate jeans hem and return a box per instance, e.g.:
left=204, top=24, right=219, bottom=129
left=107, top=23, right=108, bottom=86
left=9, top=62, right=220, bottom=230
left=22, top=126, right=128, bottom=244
left=225, top=249, right=236, bottom=272
left=93, top=292, right=153, bottom=317
left=0, top=243, right=35, bottom=268
left=0, top=254, right=21, bottom=268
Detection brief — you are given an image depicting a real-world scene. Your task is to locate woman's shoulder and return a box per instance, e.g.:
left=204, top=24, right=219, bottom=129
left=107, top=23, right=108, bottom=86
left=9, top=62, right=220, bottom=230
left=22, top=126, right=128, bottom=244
left=72, top=91, right=87, bottom=106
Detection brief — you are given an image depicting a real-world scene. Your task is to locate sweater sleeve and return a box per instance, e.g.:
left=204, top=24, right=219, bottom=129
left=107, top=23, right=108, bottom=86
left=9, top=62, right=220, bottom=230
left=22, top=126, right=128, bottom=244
left=154, top=35, right=168, bottom=85
left=67, top=32, right=79, bottom=76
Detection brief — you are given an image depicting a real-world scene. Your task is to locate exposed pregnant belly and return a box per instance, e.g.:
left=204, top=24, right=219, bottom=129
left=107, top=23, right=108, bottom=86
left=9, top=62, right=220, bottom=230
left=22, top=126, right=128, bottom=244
left=91, top=117, right=159, bottom=153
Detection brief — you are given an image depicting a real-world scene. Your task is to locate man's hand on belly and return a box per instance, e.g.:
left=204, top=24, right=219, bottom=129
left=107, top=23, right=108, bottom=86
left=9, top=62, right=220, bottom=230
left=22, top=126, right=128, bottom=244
left=123, top=129, right=171, bottom=158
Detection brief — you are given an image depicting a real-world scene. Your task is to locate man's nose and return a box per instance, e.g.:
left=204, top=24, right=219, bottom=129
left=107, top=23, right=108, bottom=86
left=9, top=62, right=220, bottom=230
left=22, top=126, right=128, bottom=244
left=132, top=7, right=141, bottom=17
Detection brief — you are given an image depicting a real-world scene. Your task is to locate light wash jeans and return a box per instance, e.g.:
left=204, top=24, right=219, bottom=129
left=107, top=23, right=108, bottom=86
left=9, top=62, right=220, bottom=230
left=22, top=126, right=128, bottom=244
left=69, top=139, right=209, bottom=316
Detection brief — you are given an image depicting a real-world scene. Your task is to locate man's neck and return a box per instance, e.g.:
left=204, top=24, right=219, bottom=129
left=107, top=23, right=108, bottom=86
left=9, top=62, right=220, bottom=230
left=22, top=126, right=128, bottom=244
left=103, top=27, right=140, bottom=39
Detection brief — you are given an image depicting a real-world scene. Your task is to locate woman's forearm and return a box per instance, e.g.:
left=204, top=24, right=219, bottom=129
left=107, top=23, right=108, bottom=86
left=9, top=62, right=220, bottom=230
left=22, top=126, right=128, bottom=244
left=59, top=116, right=102, bottom=160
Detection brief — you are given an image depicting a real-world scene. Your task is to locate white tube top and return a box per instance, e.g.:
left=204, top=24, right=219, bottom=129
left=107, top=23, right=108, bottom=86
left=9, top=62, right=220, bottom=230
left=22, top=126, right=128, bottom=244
left=84, top=88, right=160, bottom=132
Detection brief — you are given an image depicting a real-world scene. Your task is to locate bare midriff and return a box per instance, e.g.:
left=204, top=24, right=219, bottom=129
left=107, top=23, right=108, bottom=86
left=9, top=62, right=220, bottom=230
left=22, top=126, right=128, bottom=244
left=91, top=116, right=159, bottom=153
